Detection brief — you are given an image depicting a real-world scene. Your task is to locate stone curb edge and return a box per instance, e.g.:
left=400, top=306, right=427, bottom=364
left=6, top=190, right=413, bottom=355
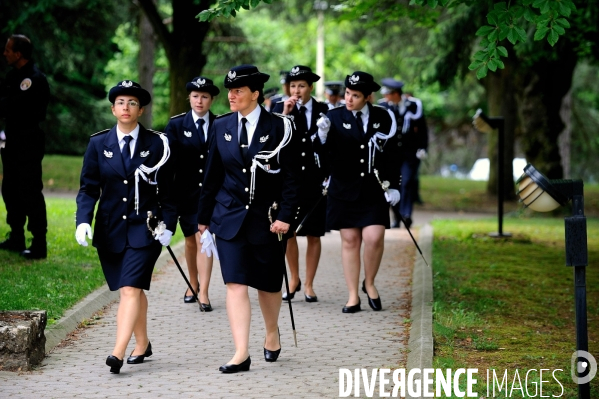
left=45, top=241, right=186, bottom=353
left=406, top=223, right=434, bottom=399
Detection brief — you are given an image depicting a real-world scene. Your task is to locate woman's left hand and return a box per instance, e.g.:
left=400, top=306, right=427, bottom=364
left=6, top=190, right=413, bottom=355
left=270, top=220, right=290, bottom=235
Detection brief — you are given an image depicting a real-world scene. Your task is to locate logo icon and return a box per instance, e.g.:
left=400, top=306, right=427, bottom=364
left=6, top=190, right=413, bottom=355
left=343, top=123, right=351, bottom=129
left=140, top=151, right=150, bottom=158
left=290, top=66, right=300, bottom=76
left=227, top=71, right=236, bottom=81
left=349, top=75, right=359, bottom=85
left=121, top=80, right=133, bottom=87
left=571, top=350, right=597, bottom=384
left=103, top=150, right=113, bottom=158
left=184, top=131, right=192, bottom=137
left=224, top=133, right=232, bottom=142
left=259, top=135, right=269, bottom=143
left=20, top=78, right=32, bottom=91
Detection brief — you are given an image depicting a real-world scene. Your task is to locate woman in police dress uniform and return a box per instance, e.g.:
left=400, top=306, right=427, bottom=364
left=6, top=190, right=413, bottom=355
left=197, top=64, right=300, bottom=373
left=75, top=81, right=176, bottom=374
left=165, top=77, right=219, bottom=310
left=270, top=65, right=329, bottom=303
left=314, top=71, right=400, bottom=313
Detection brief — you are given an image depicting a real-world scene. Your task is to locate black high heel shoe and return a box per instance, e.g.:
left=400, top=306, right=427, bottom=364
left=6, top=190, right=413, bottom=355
left=106, top=355, right=123, bottom=374
left=219, top=356, right=251, bottom=373
left=127, top=341, right=152, bottom=364
left=342, top=298, right=361, bottom=313
left=264, top=328, right=281, bottom=362
left=282, top=280, right=301, bottom=301
left=200, top=302, right=213, bottom=312
left=304, top=294, right=318, bottom=303
left=183, top=283, right=199, bottom=303
left=362, top=280, right=382, bottom=311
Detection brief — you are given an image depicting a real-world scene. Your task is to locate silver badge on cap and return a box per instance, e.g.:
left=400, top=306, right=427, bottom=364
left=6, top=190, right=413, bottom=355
left=194, top=78, right=205, bottom=88
left=121, top=81, right=133, bottom=87
left=290, top=67, right=300, bottom=76
left=227, top=71, right=236, bottom=81
left=349, top=75, right=359, bottom=85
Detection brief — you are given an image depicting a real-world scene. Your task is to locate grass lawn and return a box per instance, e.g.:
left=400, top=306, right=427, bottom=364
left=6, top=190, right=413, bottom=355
left=432, top=216, right=599, bottom=398
left=0, top=198, right=183, bottom=325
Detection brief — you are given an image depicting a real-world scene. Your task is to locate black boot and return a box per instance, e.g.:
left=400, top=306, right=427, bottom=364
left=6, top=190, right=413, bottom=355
left=0, top=231, right=26, bottom=252
left=21, top=235, right=47, bottom=260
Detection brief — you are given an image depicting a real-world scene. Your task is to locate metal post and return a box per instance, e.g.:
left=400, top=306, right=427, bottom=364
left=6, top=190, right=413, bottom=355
left=565, top=182, right=590, bottom=398
left=489, top=117, right=511, bottom=238
left=314, top=1, right=327, bottom=101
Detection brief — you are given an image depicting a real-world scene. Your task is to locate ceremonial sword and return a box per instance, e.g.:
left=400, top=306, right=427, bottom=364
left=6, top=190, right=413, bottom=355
left=269, top=202, right=298, bottom=347
left=373, top=170, right=430, bottom=267
left=146, top=211, right=205, bottom=311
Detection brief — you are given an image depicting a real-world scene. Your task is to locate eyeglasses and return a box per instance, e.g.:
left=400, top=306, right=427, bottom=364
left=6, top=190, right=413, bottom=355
left=115, top=100, right=140, bottom=108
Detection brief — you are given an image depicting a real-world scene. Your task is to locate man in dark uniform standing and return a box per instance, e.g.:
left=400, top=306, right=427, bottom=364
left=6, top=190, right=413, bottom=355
left=379, top=78, right=428, bottom=229
left=324, top=81, right=344, bottom=109
left=0, top=34, right=50, bottom=258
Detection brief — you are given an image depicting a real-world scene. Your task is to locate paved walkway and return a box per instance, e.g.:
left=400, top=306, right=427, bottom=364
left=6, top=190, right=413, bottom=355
left=1, top=228, right=417, bottom=398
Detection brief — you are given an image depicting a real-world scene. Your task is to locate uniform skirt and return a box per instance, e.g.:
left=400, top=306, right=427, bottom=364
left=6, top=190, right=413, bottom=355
left=294, top=195, right=327, bottom=237
left=97, top=242, right=162, bottom=291
left=327, top=192, right=390, bottom=230
left=215, top=233, right=285, bottom=293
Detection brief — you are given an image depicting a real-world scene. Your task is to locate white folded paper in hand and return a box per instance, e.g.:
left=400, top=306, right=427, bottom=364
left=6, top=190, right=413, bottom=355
left=75, top=223, right=92, bottom=246
left=200, top=230, right=219, bottom=260
left=384, top=189, right=401, bottom=206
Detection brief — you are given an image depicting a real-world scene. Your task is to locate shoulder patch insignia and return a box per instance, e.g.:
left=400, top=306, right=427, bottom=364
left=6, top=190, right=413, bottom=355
left=170, top=112, right=186, bottom=119
left=91, top=129, right=110, bottom=137
left=20, top=78, right=32, bottom=91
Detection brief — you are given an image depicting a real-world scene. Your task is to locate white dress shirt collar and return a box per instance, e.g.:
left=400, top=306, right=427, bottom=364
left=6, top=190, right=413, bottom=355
left=116, top=124, right=140, bottom=145
left=238, top=105, right=261, bottom=144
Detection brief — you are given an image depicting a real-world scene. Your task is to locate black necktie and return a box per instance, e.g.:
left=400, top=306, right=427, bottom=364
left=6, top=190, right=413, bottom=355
left=121, top=135, right=133, bottom=173
left=299, top=106, right=308, bottom=132
left=356, top=111, right=364, bottom=134
left=197, top=119, right=205, bottom=141
left=240, top=117, right=249, bottom=163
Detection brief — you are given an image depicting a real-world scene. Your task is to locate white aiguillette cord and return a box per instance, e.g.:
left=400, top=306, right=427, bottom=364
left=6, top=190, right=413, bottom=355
left=249, top=114, right=293, bottom=203
left=134, top=134, right=171, bottom=214
left=367, top=108, right=397, bottom=173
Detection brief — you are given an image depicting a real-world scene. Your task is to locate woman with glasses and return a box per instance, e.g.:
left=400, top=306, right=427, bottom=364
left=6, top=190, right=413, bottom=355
left=270, top=65, right=329, bottom=303
left=313, top=71, right=400, bottom=314
left=75, top=80, right=176, bottom=374
left=165, top=77, right=219, bottom=310
left=197, top=64, right=300, bottom=373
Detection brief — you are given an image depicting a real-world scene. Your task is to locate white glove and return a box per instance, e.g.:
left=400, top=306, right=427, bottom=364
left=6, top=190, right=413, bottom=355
left=200, top=230, right=220, bottom=260
left=384, top=189, right=401, bottom=206
left=416, top=148, right=427, bottom=160
left=316, top=114, right=331, bottom=142
left=155, top=229, right=173, bottom=246
left=75, top=223, right=93, bottom=246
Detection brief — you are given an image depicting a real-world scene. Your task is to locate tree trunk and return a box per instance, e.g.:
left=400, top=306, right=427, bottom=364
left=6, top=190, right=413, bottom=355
left=138, top=0, right=212, bottom=116
left=483, top=56, right=517, bottom=199
left=516, top=41, right=578, bottom=179
left=138, top=4, right=156, bottom=128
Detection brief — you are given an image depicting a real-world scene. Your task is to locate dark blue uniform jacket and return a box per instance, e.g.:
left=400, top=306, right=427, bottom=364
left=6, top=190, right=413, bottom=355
left=314, top=103, right=400, bottom=202
left=76, top=125, right=177, bottom=252
left=197, top=107, right=300, bottom=245
left=165, top=110, right=216, bottom=215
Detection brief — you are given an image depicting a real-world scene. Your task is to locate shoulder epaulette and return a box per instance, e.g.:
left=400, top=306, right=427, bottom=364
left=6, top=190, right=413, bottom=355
left=275, top=100, right=285, bottom=104
left=216, top=112, right=234, bottom=119
left=170, top=112, right=185, bottom=119
left=373, top=104, right=388, bottom=110
left=146, top=129, right=163, bottom=135
left=329, top=104, right=345, bottom=111
left=91, top=129, right=110, bottom=137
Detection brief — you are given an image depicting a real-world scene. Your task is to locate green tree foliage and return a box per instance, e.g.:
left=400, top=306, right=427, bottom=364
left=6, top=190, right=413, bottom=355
left=0, top=0, right=127, bottom=154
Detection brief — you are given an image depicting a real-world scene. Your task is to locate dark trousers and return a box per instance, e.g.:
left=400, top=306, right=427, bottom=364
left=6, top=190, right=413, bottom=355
left=392, top=156, right=421, bottom=219
left=1, top=144, right=47, bottom=237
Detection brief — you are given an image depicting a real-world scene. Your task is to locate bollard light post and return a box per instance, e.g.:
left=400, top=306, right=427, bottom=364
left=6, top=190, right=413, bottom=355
left=473, top=109, right=511, bottom=238
left=516, top=163, right=591, bottom=399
